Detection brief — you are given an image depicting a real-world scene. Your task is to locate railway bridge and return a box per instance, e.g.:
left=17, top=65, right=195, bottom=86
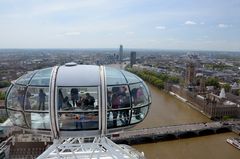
left=111, top=121, right=238, bottom=145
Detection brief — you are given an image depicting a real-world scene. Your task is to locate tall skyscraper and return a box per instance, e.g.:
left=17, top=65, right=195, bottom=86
left=119, top=45, right=123, bottom=62
left=130, top=51, right=136, bottom=67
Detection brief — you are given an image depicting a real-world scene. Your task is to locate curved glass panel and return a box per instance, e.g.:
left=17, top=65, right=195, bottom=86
left=57, top=87, right=99, bottom=130
left=130, top=106, right=149, bottom=124
left=30, top=68, right=52, bottom=86
left=105, top=67, right=127, bottom=85
left=25, top=87, right=49, bottom=111
left=57, top=87, right=98, bottom=110
left=142, top=81, right=151, bottom=103
left=121, top=70, right=141, bottom=84
left=107, top=109, right=131, bottom=128
left=15, top=71, right=36, bottom=85
left=25, top=112, right=50, bottom=130
left=107, top=85, right=131, bottom=128
left=57, top=65, right=100, bottom=86
left=7, top=85, right=26, bottom=110
left=130, top=83, right=149, bottom=107
left=59, top=112, right=98, bottom=130
left=7, top=110, right=27, bottom=127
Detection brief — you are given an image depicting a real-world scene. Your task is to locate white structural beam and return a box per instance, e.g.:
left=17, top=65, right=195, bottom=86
left=49, top=66, right=60, bottom=139
left=37, top=137, right=145, bottom=159
left=100, top=66, right=107, bottom=136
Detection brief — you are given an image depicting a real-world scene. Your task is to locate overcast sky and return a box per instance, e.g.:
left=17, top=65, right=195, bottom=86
left=0, top=0, right=239, bottom=51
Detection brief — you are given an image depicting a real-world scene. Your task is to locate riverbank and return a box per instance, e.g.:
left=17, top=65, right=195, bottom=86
left=126, top=67, right=211, bottom=118
left=157, top=88, right=240, bottom=136
left=169, top=91, right=212, bottom=118
left=127, top=67, right=240, bottom=120
left=132, top=84, right=210, bottom=130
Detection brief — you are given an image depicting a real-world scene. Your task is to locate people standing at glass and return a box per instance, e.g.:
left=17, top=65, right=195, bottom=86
left=71, top=88, right=79, bottom=107
left=63, top=96, right=72, bottom=109
left=132, top=86, right=144, bottom=106
left=83, top=93, right=95, bottom=109
left=17, top=89, right=24, bottom=109
left=119, top=86, right=130, bottom=125
left=25, top=91, right=31, bottom=110
left=111, top=87, right=121, bottom=127
left=58, top=89, right=64, bottom=110
left=107, top=90, right=112, bottom=107
left=38, top=89, right=46, bottom=110
left=131, top=88, right=138, bottom=105
left=107, top=90, right=112, bottom=120
left=136, top=86, right=144, bottom=104
left=132, top=86, right=145, bottom=120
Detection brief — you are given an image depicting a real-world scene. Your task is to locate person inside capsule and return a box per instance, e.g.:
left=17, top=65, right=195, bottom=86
left=58, top=87, right=98, bottom=130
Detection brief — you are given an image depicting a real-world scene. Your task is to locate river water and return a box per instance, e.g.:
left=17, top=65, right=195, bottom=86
left=132, top=84, right=240, bottom=159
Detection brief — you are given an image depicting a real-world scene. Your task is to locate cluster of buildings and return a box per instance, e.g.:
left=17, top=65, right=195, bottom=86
left=0, top=46, right=138, bottom=82
left=176, top=58, right=240, bottom=119
left=0, top=50, right=110, bottom=81
left=132, top=52, right=240, bottom=119
left=0, top=44, right=138, bottom=128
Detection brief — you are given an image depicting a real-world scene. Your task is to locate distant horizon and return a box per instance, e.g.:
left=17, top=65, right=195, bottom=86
left=0, top=47, right=239, bottom=53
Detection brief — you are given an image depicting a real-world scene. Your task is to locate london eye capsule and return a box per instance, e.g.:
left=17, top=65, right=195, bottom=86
left=6, top=63, right=151, bottom=138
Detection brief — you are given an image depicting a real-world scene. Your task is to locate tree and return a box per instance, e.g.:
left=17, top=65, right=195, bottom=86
left=0, top=92, right=5, bottom=100
left=222, top=115, right=233, bottom=120
left=0, top=117, right=7, bottom=123
left=154, top=79, right=164, bottom=89
left=0, top=81, right=10, bottom=88
left=223, top=83, right=231, bottom=92
left=205, top=77, right=220, bottom=88
left=126, top=68, right=180, bottom=90
left=168, top=76, right=180, bottom=84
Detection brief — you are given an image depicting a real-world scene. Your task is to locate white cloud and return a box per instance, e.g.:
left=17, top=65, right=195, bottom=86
left=200, top=22, right=205, bottom=25
left=155, top=26, right=166, bottom=30
left=218, top=24, right=231, bottom=28
left=185, top=21, right=197, bottom=25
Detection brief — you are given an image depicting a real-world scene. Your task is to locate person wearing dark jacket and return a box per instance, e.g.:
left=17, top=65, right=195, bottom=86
left=83, top=93, right=95, bottom=109
left=39, top=89, right=46, bottom=110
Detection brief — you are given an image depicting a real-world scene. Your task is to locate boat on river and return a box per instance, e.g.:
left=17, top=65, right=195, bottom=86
left=226, top=138, right=240, bottom=150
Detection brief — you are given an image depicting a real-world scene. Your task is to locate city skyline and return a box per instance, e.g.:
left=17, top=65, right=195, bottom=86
left=0, top=0, right=240, bottom=51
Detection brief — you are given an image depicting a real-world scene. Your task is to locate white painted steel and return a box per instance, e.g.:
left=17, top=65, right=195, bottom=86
left=49, top=66, right=59, bottom=139
left=37, top=137, right=145, bottom=159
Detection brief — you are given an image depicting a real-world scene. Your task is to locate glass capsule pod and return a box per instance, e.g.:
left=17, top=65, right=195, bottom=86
left=6, top=64, right=151, bottom=138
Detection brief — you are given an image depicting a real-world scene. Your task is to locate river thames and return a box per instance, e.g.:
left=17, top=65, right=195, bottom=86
left=132, top=84, right=240, bottom=159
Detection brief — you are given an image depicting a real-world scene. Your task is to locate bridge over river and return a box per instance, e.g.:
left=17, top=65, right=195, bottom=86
left=111, top=121, right=240, bottom=145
